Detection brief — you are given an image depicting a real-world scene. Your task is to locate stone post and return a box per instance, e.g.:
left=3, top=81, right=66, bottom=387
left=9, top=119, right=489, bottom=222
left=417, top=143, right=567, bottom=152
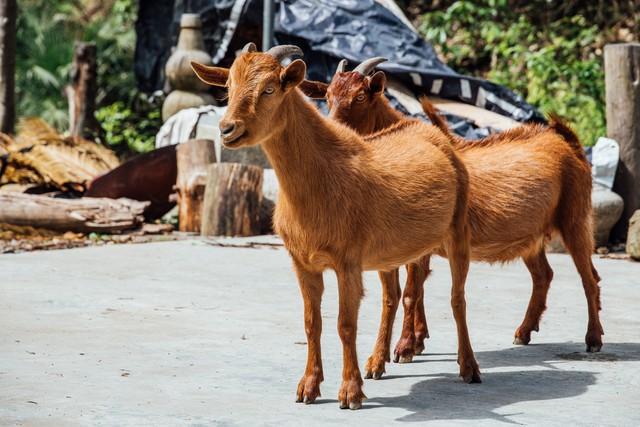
left=162, top=13, right=215, bottom=121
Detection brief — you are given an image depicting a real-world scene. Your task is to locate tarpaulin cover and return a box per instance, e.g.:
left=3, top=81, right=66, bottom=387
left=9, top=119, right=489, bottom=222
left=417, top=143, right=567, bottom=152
left=135, top=0, right=545, bottom=138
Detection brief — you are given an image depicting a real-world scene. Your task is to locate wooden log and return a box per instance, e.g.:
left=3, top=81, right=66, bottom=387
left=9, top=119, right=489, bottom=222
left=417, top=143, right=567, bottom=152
left=0, top=0, right=16, bottom=134
left=605, top=43, right=640, bottom=240
left=175, top=139, right=216, bottom=232
left=0, top=193, right=148, bottom=232
left=201, top=163, right=263, bottom=237
left=65, top=42, right=98, bottom=138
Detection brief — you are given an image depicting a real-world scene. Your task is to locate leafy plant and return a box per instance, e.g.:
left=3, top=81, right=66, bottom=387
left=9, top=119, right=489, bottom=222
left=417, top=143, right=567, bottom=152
left=95, top=93, right=163, bottom=155
left=418, top=0, right=609, bottom=146
left=16, top=0, right=160, bottom=155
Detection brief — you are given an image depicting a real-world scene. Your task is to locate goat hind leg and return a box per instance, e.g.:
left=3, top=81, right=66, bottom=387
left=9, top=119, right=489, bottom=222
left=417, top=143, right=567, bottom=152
left=562, top=227, right=604, bottom=352
left=413, top=256, right=431, bottom=354
left=365, top=269, right=400, bottom=380
left=394, top=260, right=428, bottom=363
left=514, top=249, right=553, bottom=345
left=447, top=232, right=481, bottom=383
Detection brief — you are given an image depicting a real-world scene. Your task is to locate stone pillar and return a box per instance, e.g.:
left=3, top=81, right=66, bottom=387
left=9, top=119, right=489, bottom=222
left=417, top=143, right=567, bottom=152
left=162, top=13, right=215, bottom=121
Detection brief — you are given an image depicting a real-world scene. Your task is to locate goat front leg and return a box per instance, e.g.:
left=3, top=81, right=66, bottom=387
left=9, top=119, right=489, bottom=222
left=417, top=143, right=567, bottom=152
left=293, top=259, right=325, bottom=404
left=365, top=268, right=400, bottom=380
left=336, top=264, right=366, bottom=409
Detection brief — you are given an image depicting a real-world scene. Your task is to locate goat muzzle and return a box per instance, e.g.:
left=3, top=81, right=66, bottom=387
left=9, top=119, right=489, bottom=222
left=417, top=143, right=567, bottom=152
left=219, top=119, right=246, bottom=147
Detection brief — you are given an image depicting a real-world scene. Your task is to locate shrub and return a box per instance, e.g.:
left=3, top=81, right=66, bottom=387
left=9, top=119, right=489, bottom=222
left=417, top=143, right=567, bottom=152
left=418, top=0, right=607, bottom=145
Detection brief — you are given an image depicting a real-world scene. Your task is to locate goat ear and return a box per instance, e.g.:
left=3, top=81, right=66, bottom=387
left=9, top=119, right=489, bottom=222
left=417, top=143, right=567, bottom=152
left=367, top=71, right=386, bottom=96
left=299, top=79, right=328, bottom=99
left=280, top=59, right=306, bottom=91
left=191, top=61, right=229, bottom=87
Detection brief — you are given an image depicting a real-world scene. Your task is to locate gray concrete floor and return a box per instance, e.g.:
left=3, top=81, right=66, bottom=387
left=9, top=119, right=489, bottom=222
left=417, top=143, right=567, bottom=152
left=1, top=239, right=639, bottom=426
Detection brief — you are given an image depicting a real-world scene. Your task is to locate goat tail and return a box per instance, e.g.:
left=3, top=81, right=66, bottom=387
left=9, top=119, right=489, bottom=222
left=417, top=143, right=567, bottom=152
left=419, top=96, right=448, bottom=131
left=548, top=113, right=588, bottom=165
left=419, top=96, right=464, bottom=146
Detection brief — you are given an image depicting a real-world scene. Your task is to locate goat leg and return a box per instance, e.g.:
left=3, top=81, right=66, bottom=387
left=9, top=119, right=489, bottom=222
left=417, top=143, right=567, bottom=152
left=293, top=259, right=325, bottom=404
left=365, top=268, right=400, bottom=380
left=336, top=264, right=366, bottom=410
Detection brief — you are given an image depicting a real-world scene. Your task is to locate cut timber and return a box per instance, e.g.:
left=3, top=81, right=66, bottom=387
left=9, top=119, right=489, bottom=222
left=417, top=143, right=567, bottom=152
left=201, top=163, right=263, bottom=237
left=605, top=43, right=640, bottom=240
left=0, top=193, right=148, bottom=232
left=175, top=139, right=216, bottom=232
left=65, top=42, right=98, bottom=138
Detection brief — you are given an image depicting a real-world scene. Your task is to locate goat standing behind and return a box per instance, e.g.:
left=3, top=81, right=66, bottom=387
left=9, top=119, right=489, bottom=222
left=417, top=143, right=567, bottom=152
left=304, top=59, right=603, bottom=380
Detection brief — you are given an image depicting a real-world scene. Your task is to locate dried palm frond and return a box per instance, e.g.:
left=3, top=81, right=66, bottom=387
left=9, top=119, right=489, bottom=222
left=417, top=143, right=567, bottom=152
left=0, top=118, right=119, bottom=190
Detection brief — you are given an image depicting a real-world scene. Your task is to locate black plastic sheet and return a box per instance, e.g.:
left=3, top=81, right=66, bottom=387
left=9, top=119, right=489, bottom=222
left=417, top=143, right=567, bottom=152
left=135, top=0, right=545, bottom=138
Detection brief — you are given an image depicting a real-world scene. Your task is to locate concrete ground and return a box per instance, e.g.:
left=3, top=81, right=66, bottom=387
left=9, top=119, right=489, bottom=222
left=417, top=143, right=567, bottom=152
left=1, top=239, right=639, bottom=426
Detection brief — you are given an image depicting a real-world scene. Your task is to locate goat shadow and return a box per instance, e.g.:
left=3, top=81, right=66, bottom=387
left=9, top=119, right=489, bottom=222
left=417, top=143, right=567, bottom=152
left=364, top=342, right=640, bottom=423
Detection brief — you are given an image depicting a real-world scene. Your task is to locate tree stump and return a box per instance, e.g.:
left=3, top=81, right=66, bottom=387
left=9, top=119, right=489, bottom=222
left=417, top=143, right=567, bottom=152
left=201, top=163, right=263, bottom=237
left=65, top=42, right=98, bottom=138
left=175, top=139, right=216, bottom=232
left=0, top=0, right=16, bottom=134
left=605, top=43, right=640, bottom=240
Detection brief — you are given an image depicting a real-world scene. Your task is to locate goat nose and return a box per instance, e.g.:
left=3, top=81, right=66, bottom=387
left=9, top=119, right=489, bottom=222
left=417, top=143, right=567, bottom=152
left=220, top=121, right=236, bottom=136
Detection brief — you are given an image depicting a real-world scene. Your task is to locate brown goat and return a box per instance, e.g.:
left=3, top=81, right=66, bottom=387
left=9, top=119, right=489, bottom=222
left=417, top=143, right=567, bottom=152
left=191, top=44, right=481, bottom=410
left=305, top=59, right=603, bottom=380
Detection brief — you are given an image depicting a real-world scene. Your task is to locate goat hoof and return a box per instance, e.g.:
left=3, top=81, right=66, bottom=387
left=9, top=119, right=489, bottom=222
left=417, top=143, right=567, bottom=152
left=394, top=336, right=416, bottom=363
left=585, top=331, right=603, bottom=353
left=339, top=399, right=363, bottom=410
left=513, top=336, right=529, bottom=345
left=296, top=373, right=322, bottom=404
left=513, top=328, right=531, bottom=345
left=586, top=344, right=602, bottom=353
left=364, top=355, right=386, bottom=380
left=349, top=401, right=362, bottom=410
left=338, top=379, right=366, bottom=410
left=364, top=369, right=384, bottom=380
left=459, top=360, right=482, bottom=384
left=398, top=354, right=413, bottom=363
left=414, top=342, right=425, bottom=355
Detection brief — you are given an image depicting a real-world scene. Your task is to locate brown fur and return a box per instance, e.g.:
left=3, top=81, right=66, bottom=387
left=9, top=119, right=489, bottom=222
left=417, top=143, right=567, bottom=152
left=321, top=70, right=603, bottom=377
left=191, top=53, right=481, bottom=409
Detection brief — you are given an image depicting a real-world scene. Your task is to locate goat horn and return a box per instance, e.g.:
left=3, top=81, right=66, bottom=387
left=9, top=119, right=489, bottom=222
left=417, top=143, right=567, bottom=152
left=335, top=59, right=348, bottom=74
left=266, top=45, right=304, bottom=62
left=242, top=42, right=257, bottom=53
left=353, top=57, right=388, bottom=76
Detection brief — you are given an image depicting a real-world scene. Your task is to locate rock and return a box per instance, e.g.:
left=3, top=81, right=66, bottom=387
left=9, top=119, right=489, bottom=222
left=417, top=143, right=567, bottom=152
left=592, top=184, right=624, bottom=247
left=626, top=210, right=640, bottom=261
left=547, top=184, right=624, bottom=253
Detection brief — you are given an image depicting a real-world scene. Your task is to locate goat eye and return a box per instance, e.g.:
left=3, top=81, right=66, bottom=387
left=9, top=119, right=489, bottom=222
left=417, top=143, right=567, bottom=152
left=263, top=86, right=275, bottom=95
left=356, top=93, right=366, bottom=102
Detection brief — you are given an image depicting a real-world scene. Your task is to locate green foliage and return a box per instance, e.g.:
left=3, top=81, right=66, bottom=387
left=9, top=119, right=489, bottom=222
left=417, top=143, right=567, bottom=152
left=419, top=0, right=606, bottom=145
left=16, top=0, right=159, bottom=155
left=95, top=94, right=162, bottom=155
